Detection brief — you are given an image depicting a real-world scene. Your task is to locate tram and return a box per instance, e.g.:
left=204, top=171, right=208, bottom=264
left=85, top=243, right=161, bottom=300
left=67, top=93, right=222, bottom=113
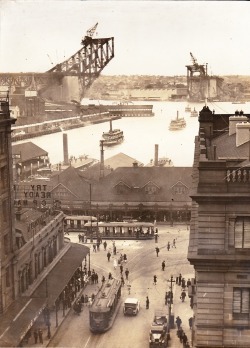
left=89, top=278, right=122, bottom=332
left=64, top=215, right=97, bottom=232
left=84, top=221, right=155, bottom=239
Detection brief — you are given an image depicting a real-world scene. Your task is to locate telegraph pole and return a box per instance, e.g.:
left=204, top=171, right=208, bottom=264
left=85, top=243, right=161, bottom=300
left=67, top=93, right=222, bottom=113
left=167, top=275, right=175, bottom=330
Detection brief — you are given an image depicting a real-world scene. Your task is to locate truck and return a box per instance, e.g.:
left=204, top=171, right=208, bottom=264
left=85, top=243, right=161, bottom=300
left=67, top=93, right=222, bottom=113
left=149, top=310, right=170, bottom=348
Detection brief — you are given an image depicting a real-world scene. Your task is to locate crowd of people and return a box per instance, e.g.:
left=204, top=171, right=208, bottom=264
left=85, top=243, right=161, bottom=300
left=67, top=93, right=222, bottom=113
left=176, top=315, right=192, bottom=348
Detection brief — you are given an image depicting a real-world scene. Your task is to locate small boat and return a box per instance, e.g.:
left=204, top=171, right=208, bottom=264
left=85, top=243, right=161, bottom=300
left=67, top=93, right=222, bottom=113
left=102, top=119, right=124, bottom=146
left=185, top=105, right=191, bottom=112
left=169, top=111, right=186, bottom=131
left=190, top=108, right=198, bottom=117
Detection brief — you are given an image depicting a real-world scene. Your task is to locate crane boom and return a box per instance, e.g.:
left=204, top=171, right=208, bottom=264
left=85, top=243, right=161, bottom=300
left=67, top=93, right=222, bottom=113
left=85, top=22, right=98, bottom=39
left=190, top=52, right=197, bottom=66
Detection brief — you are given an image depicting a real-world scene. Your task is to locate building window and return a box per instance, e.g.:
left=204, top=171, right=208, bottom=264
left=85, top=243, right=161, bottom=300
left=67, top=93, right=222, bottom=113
left=173, top=185, right=187, bottom=195
left=235, top=217, right=250, bottom=248
left=233, top=288, right=250, bottom=318
left=145, top=185, right=157, bottom=195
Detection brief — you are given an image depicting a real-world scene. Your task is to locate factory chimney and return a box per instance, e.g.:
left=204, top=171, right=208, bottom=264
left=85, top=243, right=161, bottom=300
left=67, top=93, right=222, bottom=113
left=63, top=133, right=69, bottom=165
left=100, top=140, right=105, bottom=178
left=154, top=144, right=159, bottom=166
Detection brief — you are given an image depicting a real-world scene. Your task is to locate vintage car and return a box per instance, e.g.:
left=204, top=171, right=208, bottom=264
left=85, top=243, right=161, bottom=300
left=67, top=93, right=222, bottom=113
left=123, top=298, right=140, bottom=316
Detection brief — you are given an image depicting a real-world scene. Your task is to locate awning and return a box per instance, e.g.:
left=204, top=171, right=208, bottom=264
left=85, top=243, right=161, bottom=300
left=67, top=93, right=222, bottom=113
left=32, top=243, right=89, bottom=306
left=0, top=243, right=89, bottom=347
left=0, top=297, right=47, bottom=347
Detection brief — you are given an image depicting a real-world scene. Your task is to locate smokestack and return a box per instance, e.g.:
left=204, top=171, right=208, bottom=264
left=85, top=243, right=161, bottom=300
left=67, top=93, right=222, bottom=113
left=100, top=140, right=105, bottom=178
left=154, top=144, right=159, bottom=166
left=63, top=133, right=69, bottom=165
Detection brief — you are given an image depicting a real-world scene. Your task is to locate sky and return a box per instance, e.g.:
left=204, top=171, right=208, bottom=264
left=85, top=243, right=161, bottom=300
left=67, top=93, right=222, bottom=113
left=0, top=0, right=250, bottom=76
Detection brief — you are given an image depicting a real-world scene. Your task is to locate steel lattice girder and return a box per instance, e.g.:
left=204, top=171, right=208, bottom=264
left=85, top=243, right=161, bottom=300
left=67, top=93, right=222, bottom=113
left=0, top=37, right=114, bottom=94
left=47, top=37, right=114, bottom=91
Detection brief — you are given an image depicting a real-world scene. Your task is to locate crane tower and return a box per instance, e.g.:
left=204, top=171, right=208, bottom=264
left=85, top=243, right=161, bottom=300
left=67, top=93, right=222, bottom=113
left=186, top=52, right=222, bottom=101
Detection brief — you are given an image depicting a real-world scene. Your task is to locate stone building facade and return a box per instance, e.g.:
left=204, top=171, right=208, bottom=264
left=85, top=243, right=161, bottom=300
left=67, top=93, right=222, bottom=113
left=188, top=107, right=250, bottom=347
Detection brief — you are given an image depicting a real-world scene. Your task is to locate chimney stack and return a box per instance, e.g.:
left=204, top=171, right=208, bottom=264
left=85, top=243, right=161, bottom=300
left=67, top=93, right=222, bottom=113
left=236, top=122, right=250, bottom=147
left=154, top=144, right=159, bottom=166
left=229, top=114, right=248, bottom=136
left=100, top=140, right=105, bottom=178
left=63, top=133, right=69, bottom=165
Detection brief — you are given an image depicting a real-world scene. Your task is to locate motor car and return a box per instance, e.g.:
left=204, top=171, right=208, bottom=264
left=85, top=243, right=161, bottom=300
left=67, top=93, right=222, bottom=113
left=123, top=297, right=140, bottom=316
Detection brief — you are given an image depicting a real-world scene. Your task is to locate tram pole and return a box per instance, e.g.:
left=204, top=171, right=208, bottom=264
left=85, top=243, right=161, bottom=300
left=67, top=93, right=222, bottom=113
left=89, top=183, right=93, bottom=243
left=167, top=275, right=175, bottom=330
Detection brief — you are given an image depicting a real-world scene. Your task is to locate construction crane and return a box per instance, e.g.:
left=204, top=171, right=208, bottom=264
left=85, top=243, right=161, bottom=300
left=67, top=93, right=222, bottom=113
left=188, top=52, right=206, bottom=75
left=82, top=22, right=98, bottom=43
left=190, top=52, right=198, bottom=67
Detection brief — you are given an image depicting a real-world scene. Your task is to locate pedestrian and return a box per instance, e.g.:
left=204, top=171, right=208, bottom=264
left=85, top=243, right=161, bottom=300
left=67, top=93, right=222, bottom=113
left=182, top=333, right=188, bottom=346
left=103, top=240, right=107, bottom=251
left=113, top=258, right=117, bottom=270
left=188, top=317, right=193, bottom=330
left=84, top=294, right=88, bottom=305
left=181, top=290, right=186, bottom=302
left=155, top=234, right=158, bottom=243
left=176, top=316, right=182, bottom=330
left=146, top=296, right=149, bottom=309
left=125, top=268, right=129, bottom=280
left=181, top=278, right=186, bottom=289
left=121, top=275, right=125, bottom=286
left=167, top=242, right=170, bottom=251
left=123, top=254, right=127, bottom=263
left=161, top=260, right=165, bottom=271
left=120, top=264, right=123, bottom=274
left=38, top=328, right=43, bottom=344
left=108, top=272, right=113, bottom=280
left=165, top=292, right=168, bottom=305
left=178, top=273, right=182, bottom=286
left=101, top=275, right=105, bottom=284
left=33, top=329, right=38, bottom=344
left=155, top=247, right=160, bottom=257
left=178, top=327, right=184, bottom=343
left=172, top=238, right=176, bottom=248
left=187, top=278, right=191, bottom=287
left=107, top=251, right=111, bottom=261
left=153, top=275, right=157, bottom=285
left=113, top=246, right=117, bottom=255
left=93, top=244, right=96, bottom=252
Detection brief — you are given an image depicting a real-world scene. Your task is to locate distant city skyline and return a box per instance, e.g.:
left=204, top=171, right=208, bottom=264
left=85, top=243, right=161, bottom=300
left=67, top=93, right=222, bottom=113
left=0, top=1, right=250, bottom=76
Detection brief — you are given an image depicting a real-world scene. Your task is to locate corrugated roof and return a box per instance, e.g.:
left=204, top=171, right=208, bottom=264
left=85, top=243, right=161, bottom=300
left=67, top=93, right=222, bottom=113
left=12, top=142, right=48, bottom=162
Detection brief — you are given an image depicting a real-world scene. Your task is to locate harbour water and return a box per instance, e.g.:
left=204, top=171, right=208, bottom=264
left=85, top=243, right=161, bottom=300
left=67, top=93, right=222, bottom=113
left=15, top=100, right=250, bottom=167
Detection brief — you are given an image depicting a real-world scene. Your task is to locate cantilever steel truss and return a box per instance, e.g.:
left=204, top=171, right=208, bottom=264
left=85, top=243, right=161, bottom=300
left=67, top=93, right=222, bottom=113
left=47, top=36, right=114, bottom=96
left=0, top=36, right=114, bottom=98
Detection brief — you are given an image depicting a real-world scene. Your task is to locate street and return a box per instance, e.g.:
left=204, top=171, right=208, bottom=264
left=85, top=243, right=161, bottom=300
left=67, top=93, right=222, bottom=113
left=48, top=225, right=194, bottom=348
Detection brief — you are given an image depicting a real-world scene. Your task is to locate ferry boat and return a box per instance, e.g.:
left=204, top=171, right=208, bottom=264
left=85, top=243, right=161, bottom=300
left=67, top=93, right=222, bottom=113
left=185, top=105, right=191, bottom=112
left=190, top=108, right=198, bottom=117
left=102, top=119, right=124, bottom=146
left=169, top=111, right=186, bottom=131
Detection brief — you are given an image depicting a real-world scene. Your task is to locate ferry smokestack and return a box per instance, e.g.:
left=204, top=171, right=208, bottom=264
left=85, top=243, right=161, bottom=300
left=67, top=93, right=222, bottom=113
left=63, top=133, right=69, bottom=165
left=154, top=144, right=159, bottom=166
left=100, top=140, right=105, bottom=178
